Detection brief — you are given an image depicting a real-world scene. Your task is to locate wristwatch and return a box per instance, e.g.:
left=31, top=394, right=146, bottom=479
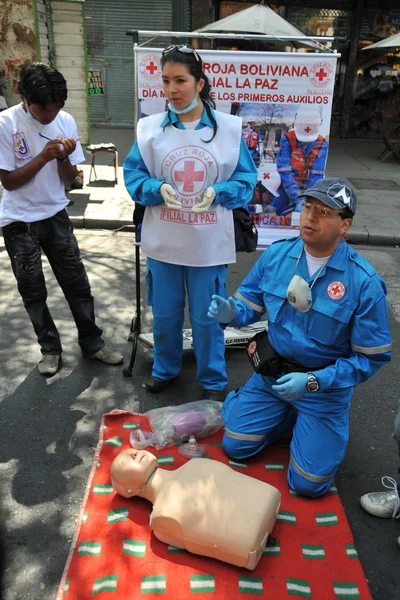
left=306, top=373, right=320, bottom=393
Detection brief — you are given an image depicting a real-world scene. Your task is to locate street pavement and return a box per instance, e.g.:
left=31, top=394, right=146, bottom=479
left=0, top=231, right=400, bottom=600
left=66, top=128, right=400, bottom=247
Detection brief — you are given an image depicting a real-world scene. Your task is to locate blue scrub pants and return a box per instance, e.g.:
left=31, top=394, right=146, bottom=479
left=222, top=373, right=352, bottom=497
left=146, top=258, right=228, bottom=391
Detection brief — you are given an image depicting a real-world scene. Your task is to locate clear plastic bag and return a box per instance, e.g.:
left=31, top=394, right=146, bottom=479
left=144, top=400, right=224, bottom=450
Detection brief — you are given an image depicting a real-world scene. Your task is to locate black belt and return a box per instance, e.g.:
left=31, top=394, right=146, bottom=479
left=280, top=358, right=318, bottom=375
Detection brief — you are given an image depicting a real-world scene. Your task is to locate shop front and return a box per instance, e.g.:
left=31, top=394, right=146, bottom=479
left=211, top=1, right=400, bottom=138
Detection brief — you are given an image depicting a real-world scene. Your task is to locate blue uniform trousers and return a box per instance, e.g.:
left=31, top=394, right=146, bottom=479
left=146, top=258, right=228, bottom=390
left=222, top=373, right=352, bottom=497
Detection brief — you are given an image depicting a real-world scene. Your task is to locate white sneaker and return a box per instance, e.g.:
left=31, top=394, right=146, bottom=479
left=360, top=476, right=400, bottom=519
left=84, top=346, right=123, bottom=365
left=38, top=354, right=61, bottom=376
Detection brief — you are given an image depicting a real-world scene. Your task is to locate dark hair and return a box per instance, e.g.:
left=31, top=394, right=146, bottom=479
left=18, top=62, right=67, bottom=108
left=160, top=46, right=217, bottom=142
left=340, top=208, right=354, bottom=220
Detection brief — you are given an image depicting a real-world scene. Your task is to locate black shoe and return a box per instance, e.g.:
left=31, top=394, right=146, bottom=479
left=200, top=388, right=226, bottom=401
left=144, top=376, right=176, bottom=393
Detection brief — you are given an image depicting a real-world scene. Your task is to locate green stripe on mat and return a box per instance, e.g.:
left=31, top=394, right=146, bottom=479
left=168, top=545, right=186, bottom=554
left=315, top=512, right=339, bottom=526
left=301, top=544, right=325, bottom=559
left=263, top=543, right=281, bottom=555
left=107, top=508, right=129, bottom=524
left=92, top=574, right=117, bottom=594
left=286, top=578, right=312, bottom=598
left=265, top=462, right=285, bottom=470
left=157, top=456, right=174, bottom=465
left=229, top=460, right=247, bottom=468
left=123, top=421, right=140, bottom=429
left=104, top=437, right=122, bottom=448
left=93, top=484, right=113, bottom=495
left=277, top=510, right=297, bottom=524
left=190, top=574, right=215, bottom=593
left=77, top=541, right=101, bottom=556
left=123, top=540, right=146, bottom=556
left=63, top=579, right=70, bottom=594
left=141, top=575, right=166, bottom=594
left=333, top=582, right=360, bottom=598
left=345, top=544, right=358, bottom=558
left=238, top=576, right=263, bottom=594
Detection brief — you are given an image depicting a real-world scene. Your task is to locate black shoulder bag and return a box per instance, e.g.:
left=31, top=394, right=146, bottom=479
left=233, top=207, right=258, bottom=253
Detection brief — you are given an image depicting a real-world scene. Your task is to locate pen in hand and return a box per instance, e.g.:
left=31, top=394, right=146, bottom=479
left=38, top=132, right=80, bottom=142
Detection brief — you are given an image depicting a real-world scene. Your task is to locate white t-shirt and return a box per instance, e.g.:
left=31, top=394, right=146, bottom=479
left=305, top=249, right=331, bottom=277
left=0, top=104, right=85, bottom=226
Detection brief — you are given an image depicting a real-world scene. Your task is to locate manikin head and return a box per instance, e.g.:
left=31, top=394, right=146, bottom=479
left=18, top=62, right=67, bottom=125
left=111, top=449, right=159, bottom=499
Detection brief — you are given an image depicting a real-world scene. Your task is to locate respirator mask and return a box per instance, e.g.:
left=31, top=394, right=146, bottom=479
left=286, top=275, right=312, bottom=313
left=286, top=248, right=329, bottom=313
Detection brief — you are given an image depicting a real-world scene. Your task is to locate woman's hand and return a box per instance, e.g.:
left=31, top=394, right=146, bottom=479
left=160, top=183, right=182, bottom=209
left=192, top=186, right=215, bottom=213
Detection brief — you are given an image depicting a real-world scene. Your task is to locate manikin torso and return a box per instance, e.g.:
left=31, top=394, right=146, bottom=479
left=111, top=450, right=281, bottom=570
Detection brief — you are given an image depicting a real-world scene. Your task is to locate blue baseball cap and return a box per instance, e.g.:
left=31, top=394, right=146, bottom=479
left=298, top=178, right=356, bottom=215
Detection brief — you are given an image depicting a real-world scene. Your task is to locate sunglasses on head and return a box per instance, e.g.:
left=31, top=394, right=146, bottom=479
left=162, top=44, right=201, bottom=63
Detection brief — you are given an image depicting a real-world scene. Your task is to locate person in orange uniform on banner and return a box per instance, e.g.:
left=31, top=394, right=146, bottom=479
left=273, top=106, right=329, bottom=216
left=123, top=45, right=257, bottom=399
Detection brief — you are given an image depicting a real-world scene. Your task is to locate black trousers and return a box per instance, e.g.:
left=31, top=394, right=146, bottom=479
left=2, top=209, right=104, bottom=355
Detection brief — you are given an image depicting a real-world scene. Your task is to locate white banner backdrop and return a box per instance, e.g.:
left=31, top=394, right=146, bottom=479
left=136, top=49, right=339, bottom=247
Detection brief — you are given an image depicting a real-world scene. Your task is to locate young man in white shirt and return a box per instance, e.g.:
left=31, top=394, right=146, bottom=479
left=0, top=62, right=123, bottom=376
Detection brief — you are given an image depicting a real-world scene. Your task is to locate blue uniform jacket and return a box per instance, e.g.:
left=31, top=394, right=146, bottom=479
left=276, top=135, right=328, bottom=205
left=229, top=237, right=392, bottom=392
left=123, top=107, right=257, bottom=209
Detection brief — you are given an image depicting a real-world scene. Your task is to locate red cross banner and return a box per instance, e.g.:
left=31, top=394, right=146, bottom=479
left=136, top=48, right=338, bottom=247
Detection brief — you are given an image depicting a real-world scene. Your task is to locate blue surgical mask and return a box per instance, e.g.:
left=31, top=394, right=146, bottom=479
left=23, top=104, right=42, bottom=129
left=23, top=109, right=34, bottom=121
left=168, top=96, right=198, bottom=115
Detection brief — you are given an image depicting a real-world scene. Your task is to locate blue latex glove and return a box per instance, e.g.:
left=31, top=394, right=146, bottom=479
left=207, top=295, right=237, bottom=324
left=272, top=372, right=308, bottom=402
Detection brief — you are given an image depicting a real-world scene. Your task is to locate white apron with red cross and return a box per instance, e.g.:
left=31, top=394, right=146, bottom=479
left=137, top=110, right=241, bottom=267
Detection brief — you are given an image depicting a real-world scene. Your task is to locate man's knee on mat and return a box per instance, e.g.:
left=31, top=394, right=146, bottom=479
left=222, top=433, right=263, bottom=460
left=288, top=466, right=333, bottom=498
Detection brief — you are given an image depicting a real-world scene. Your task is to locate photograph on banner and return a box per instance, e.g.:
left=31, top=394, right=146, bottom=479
left=136, top=49, right=338, bottom=247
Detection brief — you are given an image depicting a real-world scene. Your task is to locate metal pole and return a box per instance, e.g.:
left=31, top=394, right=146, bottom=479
left=132, top=38, right=139, bottom=142
left=123, top=33, right=142, bottom=378
left=126, top=29, right=338, bottom=44
left=340, top=0, right=364, bottom=138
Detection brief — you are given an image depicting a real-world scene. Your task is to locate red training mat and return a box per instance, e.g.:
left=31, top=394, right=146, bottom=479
left=56, top=410, right=371, bottom=599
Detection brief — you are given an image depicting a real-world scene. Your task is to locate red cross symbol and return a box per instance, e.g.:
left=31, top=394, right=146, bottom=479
left=304, top=126, right=312, bottom=133
left=263, top=172, right=271, bottom=179
left=146, top=61, right=158, bottom=75
left=332, top=285, right=341, bottom=295
left=174, top=160, right=205, bottom=192
left=315, top=68, right=328, bottom=81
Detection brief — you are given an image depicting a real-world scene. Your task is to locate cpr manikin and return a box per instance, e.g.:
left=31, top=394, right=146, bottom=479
left=111, top=448, right=281, bottom=570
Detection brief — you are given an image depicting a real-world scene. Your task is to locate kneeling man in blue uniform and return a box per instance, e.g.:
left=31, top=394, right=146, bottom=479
left=208, top=178, right=392, bottom=497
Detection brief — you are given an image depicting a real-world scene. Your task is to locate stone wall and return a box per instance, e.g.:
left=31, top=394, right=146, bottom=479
left=0, top=0, right=36, bottom=106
